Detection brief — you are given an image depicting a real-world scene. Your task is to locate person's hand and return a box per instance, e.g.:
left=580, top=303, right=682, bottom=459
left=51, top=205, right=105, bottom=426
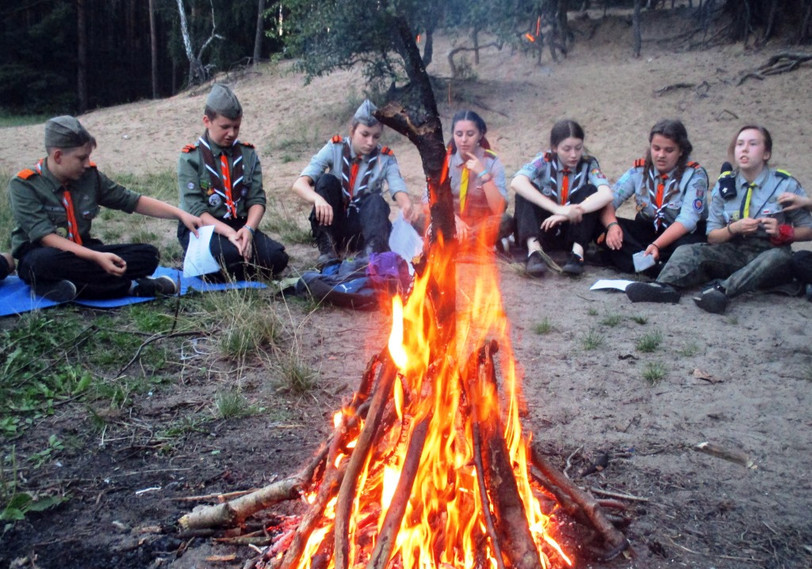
left=95, top=252, right=127, bottom=276
left=606, top=222, right=623, bottom=250
left=463, top=152, right=486, bottom=176
left=732, top=217, right=761, bottom=237
left=397, top=194, right=418, bottom=223
left=313, top=195, right=333, bottom=226
left=644, top=243, right=660, bottom=261
left=234, top=226, right=254, bottom=260
left=757, top=216, right=779, bottom=236
left=180, top=212, right=203, bottom=238
left=541, top=214, right=567, bottom=232
left=454, top=215, right=471, bottom=241
left=558, top=204, right=583, bottom=224
left=777, top=192, right=811, bottom=212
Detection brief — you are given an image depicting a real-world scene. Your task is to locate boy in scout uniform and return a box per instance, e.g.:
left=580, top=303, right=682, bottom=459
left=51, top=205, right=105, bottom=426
left=292, top=99, right=414, bottom=266
left=8, top=116, right=202, bottom=302
left=177, top=83, right=288, bottom=280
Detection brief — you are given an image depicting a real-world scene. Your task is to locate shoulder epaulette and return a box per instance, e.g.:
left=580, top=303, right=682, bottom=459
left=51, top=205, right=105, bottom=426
left=182, top=143, right=197, bottom=153
left=686, top=161, right=700, bottom=169
left=543, top=151, right=554, bottom=162
left=485, top=149, right=498, bottom=158
left=331, top=135, right=343, bottom=144
left=240, top=141, right=254, bottom=148
left=634, top=158, right=646, bottom=168
left=89, top=161, right=97, bottom=168
left=380, top=146, right=393, bottom=156
left=775, top=169, right=792, bottom=179
left=16, top=168, right=37, bottom=180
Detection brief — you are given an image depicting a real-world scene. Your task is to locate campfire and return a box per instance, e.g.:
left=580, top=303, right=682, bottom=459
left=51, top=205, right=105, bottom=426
left=180, top=219, right=630, bottom=569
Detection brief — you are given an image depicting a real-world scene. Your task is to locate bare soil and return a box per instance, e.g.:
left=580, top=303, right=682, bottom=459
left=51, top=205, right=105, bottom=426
left=2, top=8, right=811, bottom=569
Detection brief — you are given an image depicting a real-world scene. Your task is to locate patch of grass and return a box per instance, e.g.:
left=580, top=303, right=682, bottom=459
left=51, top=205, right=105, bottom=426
left=587, top=307, right=599, bottom=316
left=263, top=197, right=313, bottom=244
left=114, top=170, right=177, bottom=202
left=678, top=341, right=700, bottom=357
left=636, top=331, right=663, bottom=353
left=580, top=328, right=604, bottom=351
left=156, top=414, right=211, bottom=441
left=275, top=349, right=318, bottom=393
left=600, top=312, right=623, bottom=327
left=642, top=361, right=667, bottom=384
left=213, top=391, right=257, bottom=420
left=533, top=318, right=554, bottom=335
left=630, top=315, right=648, bottom=325
left=0, top=113, right=50, bottom=128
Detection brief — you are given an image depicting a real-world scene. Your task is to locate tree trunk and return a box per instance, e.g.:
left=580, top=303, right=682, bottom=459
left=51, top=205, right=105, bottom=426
left=149, top=0, right=159, bottom=98
left=77, top=0, right=88, bottom=113
left=633, top=0, right=642, bottom=57
left=254, top=0, right=266, bottom=66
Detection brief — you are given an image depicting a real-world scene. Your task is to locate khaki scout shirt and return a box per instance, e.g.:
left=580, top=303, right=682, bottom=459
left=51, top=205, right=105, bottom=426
left=8, top=159, right=141, bottom=258
left=177, top=137, right=265, bottom=220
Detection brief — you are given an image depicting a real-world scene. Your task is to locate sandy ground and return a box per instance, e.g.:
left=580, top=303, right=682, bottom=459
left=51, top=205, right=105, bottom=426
left=1, top=8, right=810, bottom=569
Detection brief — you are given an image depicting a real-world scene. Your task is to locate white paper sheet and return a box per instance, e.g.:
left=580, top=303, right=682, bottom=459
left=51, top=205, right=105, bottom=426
left=388, top=213, right=424, bottom=274
left=183, top=225, right=220, bottom=278
left=589, top=279, right=636, bottom=291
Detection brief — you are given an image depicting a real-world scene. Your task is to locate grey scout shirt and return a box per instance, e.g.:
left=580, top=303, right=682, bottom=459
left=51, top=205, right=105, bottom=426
left=300, top=137, right=407, bottom=201
left=612, top=161, right=709, bottom=232
left=707, top=167, right=812, bottom=235
left=9, top=159, right=141, bottom=258
left=515, top=152, right=610, bottom=205
left=178, top=138, right=265, bottom=220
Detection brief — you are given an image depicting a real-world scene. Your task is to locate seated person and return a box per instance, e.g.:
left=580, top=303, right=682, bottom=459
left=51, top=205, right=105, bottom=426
left=626, top=125, right=812, bottom=313
left=600, top=119, right=708, bottom=276
left=9, top=116, right=202, bottom=302
left=292, top=100, right=415, bottom=266
left=511, top=119, right=613, bottom=276
left=0, top=253, right=14, bottom=280
left=777, top=192, right=812, bottom=299
left=178, top=83, right=288, bottom=280
left=422, top=110, right=507, bottom=251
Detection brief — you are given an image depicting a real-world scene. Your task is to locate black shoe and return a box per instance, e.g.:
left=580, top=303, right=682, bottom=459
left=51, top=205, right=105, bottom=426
left=133, top=276, right=178, bottom=297
left=526, top=251, right=547, bottom=277
left=34, top=279, right=77, bottom=302
left=693, top=285, right=728, bottom=314
left=806, top=284, right=812, bottom=302
left=562, top=253, right=585, bottom=275
left=625, top=282, right=680, bottom=303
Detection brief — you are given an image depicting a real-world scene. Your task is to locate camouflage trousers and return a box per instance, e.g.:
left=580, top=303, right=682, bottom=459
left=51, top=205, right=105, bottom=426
left=657, top=239, right=793, bottom=297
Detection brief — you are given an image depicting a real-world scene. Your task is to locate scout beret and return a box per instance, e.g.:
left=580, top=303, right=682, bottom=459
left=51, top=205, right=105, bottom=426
left=44, top=116, right=94, bottom=149
left=206, top=84, right=242, bottom=119
left=353, top=99, right=379, bottom=127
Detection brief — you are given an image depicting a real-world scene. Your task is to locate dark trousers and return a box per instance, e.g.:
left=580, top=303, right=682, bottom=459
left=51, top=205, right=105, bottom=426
left=17, top=241, right=159, bottom=299
left=178, top=220, right=288, bottom=280
left=0, top=255, right=10, bottom=280
left=311, top=174, right=391, bottom=254
left=605, top=215, right=707, bottom=276
left=791, top=250, right=812, bottom=285
left=514, top=184, right=600, bottom=252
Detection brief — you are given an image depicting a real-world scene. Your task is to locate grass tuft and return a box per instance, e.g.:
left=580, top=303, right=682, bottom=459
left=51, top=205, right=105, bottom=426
left=636, top=331, right=663, bottom=353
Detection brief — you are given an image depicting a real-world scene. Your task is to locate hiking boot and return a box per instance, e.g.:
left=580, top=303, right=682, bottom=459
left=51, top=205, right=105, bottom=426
left=693, top=284, right=728, bottom=314
left=525, top=251, right=547, bottom=278
left=133, top=275, right=178, bottom=297
left=625, top=282, right=680, bottom=304
left=34, top=279, right=77, bottom=302
left=315, top=231, right=339, bottom=268
left=562, top=252, right=585, bottom=275
left=494, top=236, right=512, bottom=260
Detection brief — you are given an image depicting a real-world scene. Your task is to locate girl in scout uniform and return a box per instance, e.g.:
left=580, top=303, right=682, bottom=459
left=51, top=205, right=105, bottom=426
left=292, top=99, right=414, bottom=267
left=178, top=84, right=289, bottom=280
left=9, top=116, right=202, bottom=302
left=626, top=125, right=812, bottom=313
left=600, top=119, right=708, bottom=276
left=511, top=119, right=613, bottom=276
left=424, top=109, right=507, bottom=249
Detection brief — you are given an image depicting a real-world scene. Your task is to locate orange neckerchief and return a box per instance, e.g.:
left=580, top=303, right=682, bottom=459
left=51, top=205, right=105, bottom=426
left=60, top=187, right=83, bottom=245
left=219, top=154, right=237, bottom=219
left=560, top=168, right=571, bottom=204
